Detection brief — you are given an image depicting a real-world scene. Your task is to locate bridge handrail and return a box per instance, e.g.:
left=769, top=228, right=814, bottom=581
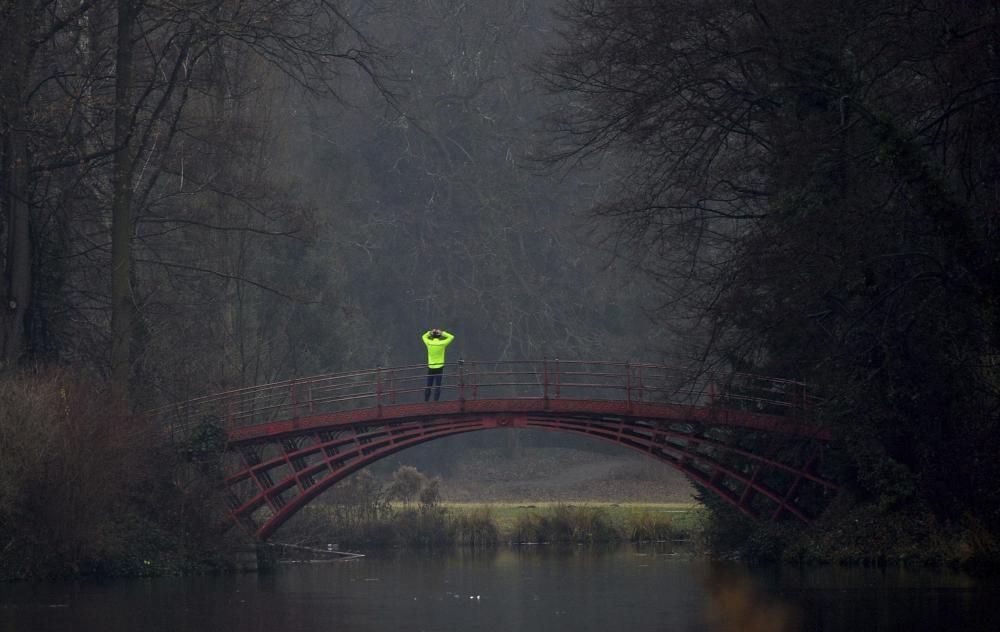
left=152, top=360, right=817, bottom=442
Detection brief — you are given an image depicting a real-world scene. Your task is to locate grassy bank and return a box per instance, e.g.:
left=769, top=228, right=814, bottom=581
left=285, top=501, right=705, bottom=550
left=444, top=502, right=703, bottom=541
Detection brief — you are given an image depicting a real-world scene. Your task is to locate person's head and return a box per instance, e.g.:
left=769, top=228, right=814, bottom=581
left=431, top=328, right=442, bottom=338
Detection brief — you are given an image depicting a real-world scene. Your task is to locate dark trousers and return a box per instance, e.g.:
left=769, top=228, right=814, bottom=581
left=424, top=367, right=444, bottom=401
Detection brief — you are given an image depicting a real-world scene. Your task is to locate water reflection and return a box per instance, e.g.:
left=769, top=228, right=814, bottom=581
left=1, top=545, right=996, bottom=632
left=703, top=563, right=803, bottom=632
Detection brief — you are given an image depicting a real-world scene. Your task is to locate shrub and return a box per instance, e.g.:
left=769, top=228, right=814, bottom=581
left=0, top=372, right=138, bottom=578
left=386, top=466, right=426, bottom=506
left=0, top=371, right=235, bottom=579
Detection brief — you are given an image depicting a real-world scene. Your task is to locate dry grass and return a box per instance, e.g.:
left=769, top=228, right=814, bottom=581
left=443, top=501, right=703, bottom=541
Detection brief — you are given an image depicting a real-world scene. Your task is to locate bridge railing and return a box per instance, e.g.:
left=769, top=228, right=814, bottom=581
left=153, top=360, right=813, bottom=440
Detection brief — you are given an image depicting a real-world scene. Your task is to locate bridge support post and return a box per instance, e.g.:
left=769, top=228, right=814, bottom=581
left=543, top=357, right=549, bottom=409
left=555, top=357, right=560, bottom=399
left=637, top=364, right=644, bottom=402
left=626, top=361, right=633, bottom=413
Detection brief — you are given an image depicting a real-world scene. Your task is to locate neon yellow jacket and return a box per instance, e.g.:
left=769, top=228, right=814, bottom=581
left=422, top=330, right=454, bottom=368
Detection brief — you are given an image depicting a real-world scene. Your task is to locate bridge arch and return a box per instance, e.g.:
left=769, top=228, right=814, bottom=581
left=158, top=361, right=838, bottom=540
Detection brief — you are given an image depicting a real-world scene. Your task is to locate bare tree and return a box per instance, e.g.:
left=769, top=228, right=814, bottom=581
left=2, top=0, right=384, bottom=409
left=541, top=0, right=1000, bottom=529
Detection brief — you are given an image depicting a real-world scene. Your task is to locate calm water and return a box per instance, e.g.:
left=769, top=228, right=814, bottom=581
left=1, top=546, right=996, bottom=632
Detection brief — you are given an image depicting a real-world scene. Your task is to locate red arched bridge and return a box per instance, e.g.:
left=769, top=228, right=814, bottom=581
left=157, top=360, right=838, bottom=540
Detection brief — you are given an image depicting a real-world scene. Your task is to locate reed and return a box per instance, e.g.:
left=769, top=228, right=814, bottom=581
left=450, top=506, right=500, bottom=547
left=291, top=501, right=702, bottom=550
left=395, top=506, right=451, bottom=547
left=513, top=504, right=618, bottom=543
left=624, top=509, right=675, bottom=542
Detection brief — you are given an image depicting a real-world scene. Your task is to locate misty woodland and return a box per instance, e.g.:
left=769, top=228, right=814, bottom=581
left=1, top=0, right=998, bottom=578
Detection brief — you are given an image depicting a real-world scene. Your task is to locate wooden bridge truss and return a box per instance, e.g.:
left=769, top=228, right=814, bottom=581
left=155, top=360, right=838, bottom=540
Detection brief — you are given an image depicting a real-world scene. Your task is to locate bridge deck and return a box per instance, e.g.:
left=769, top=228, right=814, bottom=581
left=155, top=360, right=820, bottom=441
left=153, top=361, right=835, bottom=538
left=225, top=397, right=830, bottom=443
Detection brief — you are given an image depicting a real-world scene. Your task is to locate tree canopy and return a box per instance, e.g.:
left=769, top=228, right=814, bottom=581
left=541, top=0, right=1000, bottom=534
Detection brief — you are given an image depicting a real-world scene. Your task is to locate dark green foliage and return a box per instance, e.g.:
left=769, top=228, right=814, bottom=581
left=180, top=421, right=228, bottom=468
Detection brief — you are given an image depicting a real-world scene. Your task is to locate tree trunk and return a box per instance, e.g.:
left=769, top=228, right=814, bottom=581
left=110, top=0, right=136, bottom=407
left=0, top=0, right=32, bottom=372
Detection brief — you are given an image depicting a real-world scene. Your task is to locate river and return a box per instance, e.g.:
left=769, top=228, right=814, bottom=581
left=1, top=545, right=996, bottom=631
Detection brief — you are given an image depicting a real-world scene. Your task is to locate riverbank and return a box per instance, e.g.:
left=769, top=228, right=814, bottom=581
left=281, top=459, right=1000, bottom=569
left=11, top=546, right=998, bottom=632
left=283, top=498, right=1000, bottom=573
left=281, top=501, right=704, bottom=551
left=444, top=502, right=703, bottom=542
left=0, top=373, right=248, bottom=581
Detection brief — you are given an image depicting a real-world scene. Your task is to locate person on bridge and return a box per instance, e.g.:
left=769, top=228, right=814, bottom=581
left=422, top=328, right=455, bottom=401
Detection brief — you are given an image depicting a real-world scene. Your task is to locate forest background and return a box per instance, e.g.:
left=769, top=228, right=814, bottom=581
left=1, top=0, right=997, bottom=578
